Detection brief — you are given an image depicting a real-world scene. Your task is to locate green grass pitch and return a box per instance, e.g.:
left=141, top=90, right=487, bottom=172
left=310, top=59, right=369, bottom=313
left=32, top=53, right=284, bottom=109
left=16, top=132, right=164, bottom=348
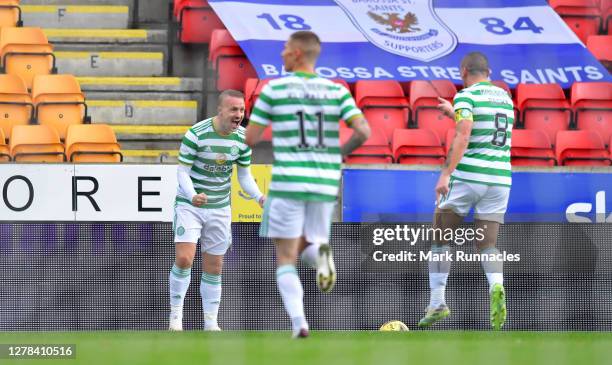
left=1, top=331, right=611, bottom=365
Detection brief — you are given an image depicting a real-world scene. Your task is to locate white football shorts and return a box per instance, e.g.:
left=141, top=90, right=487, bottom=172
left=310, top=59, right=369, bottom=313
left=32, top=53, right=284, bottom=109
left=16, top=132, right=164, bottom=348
left=173, top=203, right=232, bottom=255
left=438, top=178, right=510, bottom=223
left=260, top=196, right=336, bottom=244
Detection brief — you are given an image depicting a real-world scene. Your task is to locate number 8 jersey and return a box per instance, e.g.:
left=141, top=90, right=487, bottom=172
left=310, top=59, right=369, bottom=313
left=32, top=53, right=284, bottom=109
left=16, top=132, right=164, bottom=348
left=249, top=71, right=363, bottom=201
left=452, top=81, right=514, bottom=187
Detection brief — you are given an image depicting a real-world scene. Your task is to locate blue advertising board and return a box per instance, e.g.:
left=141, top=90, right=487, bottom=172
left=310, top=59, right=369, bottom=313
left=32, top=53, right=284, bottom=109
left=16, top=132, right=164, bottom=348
left=342, top=169, right=612, bottom=223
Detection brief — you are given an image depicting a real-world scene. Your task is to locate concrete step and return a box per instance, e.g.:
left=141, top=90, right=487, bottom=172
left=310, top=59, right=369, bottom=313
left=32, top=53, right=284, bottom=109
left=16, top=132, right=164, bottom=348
left=44, top=28, right=166, bottom=44
left=121, top=150, right=178, bottom=164
left=22, top=5, right=129, bottom=29
left=110, top=124, right=190, bottom=141
left=85, top=91, right=198, bottom=101
left=88, top=99, right=198, bottom=125
left=56, top=51, right=164, bottom=76
left=76, top=77, right=202, bottom=92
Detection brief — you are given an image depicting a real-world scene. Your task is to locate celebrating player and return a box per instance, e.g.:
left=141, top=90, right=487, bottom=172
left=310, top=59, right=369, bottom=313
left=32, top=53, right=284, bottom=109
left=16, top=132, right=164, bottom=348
left=168, top=90, right=265, bottom=331
left=245, top=31, right=371, bottom=338
left=419, top=52, right=514, bottom=330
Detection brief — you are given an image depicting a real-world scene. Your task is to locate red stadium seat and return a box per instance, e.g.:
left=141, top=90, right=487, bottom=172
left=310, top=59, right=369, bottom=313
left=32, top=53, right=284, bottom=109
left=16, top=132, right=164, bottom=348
left=511, top=129, right=557, bottom=166
left=555, top=130, right=611, bottom=166
left=244, top=78, right=271, bottom=117
left=345, top=127, right=393, bottom=164
left=516, top=83, right=571, bottom=145
left=392, top=128, right=445, bottom=165
left=209, top=29, right=256, bottom=91
left=354, top=80, right=409, bottom=142
left=549, top=0, right=602, bottom=43
left=571, top=82, right=612, bottom=144
left=409, top=80, right=456, bottom=143
left=586, top=35, right=612, bottom=70
left=176, top=0, right=225, bottom=44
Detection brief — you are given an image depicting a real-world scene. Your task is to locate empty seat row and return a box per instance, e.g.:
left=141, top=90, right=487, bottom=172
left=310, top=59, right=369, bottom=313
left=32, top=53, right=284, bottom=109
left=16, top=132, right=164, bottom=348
left=0, top=124, right=121, bottom=163
left=0, top=73, right=90, bottom=141
left=245, top=77, right=611, bottom=147
left=342, top=126, right=611, bottom=166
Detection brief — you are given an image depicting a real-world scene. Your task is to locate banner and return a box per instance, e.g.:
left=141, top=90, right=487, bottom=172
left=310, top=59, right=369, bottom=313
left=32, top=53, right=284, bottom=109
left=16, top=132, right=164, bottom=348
left=209, top=0, right=611, bottom=87
left=342, top=169, right=612, bottom=223
left=230, top=164, right=271, bottom=222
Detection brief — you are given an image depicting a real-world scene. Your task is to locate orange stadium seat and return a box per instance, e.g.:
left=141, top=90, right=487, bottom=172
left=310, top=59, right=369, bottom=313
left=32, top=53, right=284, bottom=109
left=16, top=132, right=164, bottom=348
left=549, top=0, right=602, bottom=43
left=392, top=128, right=445, bottom=165
left=511, top=129, right=557, bottom=166
left=586, top=35, right=612, bottom=70
left=571, top=81, right=612, bottom=144
left=555, top=130, right=611, bottom=166
left=176, top=0, right=225, bottom=44
left=345, top=127, right=393, bottom=164
left=32, top=74, right=90, bottom=140
left=354, top=80, right=409, bottom=141
left=209, top=29, right=256, bottom=91
left=0, top=74, right=34, bottom=140
left=516, top=83, right=571, bottom=144
left=0, top=27, right=56, bottom=90
left=409, top=80, right=456, bottom=143
left=0, top=0, right=22, bottom=28
left=10, top=124, right=65, bottom=162
left=65, top=124, right=122, bottom=163
left=0, top=128, right=10, bottom=162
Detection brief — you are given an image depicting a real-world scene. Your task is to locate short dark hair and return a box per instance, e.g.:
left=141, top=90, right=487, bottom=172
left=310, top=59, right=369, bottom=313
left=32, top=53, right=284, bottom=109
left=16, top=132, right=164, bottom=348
left=461, top=52, right=490, bottom=76
left=218, top=89, right=244, bottom=105
left=289, top=31, right=321, bottom=62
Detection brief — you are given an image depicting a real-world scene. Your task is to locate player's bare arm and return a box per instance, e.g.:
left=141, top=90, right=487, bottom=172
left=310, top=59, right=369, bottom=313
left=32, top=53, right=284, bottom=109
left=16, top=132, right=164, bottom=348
left=245, top=122, right=266, bottom=147
left=435, top=119, right=472, bottom=202
left=341, top=115, right=371, bottom=156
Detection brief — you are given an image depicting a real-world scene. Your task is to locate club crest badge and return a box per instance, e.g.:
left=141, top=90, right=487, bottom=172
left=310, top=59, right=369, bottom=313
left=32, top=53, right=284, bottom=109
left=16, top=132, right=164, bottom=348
left=335, top=0, right=457, bottom=62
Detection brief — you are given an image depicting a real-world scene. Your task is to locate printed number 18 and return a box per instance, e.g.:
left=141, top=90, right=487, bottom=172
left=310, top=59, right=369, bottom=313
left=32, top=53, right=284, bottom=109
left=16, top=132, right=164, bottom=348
left=257, top=13, right=312, bottom=30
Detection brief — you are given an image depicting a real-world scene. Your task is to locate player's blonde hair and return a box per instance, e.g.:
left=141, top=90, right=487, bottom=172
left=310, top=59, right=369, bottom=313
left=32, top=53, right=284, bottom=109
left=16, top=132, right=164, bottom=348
left=289, top=31, right=321, bottom=63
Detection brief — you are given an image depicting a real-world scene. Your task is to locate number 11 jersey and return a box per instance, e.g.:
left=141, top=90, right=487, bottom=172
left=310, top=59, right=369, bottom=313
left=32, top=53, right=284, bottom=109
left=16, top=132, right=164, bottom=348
left=249, top=71, right=363, bottom=201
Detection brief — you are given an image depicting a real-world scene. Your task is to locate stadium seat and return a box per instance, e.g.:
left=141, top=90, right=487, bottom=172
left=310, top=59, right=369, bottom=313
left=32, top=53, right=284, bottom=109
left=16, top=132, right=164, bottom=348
left=244, top=78, right=271, bottom=117
left=0, top=128, right=10, bottom=162
left=491, top=80, right=513, bottom=98
left=511, top=129, right=557, bottom=166
left=549, top=0, right=602, bottom=43
left=10, top=124, right=65, bottom=162
left=409, top=80, right=456, bottom=143
left=392, top=128, right=445, bottom=165
left=345, top=127, right=393, bottom=164
left=586, top=36, right=612, bottom=70
left=65, top=124, right=122, bottom=163
left=176, top=0, right=225, bottom=44
left=354, top=80, right=409, bottom=141
left=209, top=29, right=256, bottom=91
left=555, top=130, right=611, bottom=166
left=571, top=82, right=612, bottom=144
left=0, top=27, right=56, bottom=90
left=0, top=73, right=34, bottom=140
left=32, top=74, right=90, bottom=140
left=516, top=83, right=571, bottom=144
left=0, top=0, right=22, bottom=28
